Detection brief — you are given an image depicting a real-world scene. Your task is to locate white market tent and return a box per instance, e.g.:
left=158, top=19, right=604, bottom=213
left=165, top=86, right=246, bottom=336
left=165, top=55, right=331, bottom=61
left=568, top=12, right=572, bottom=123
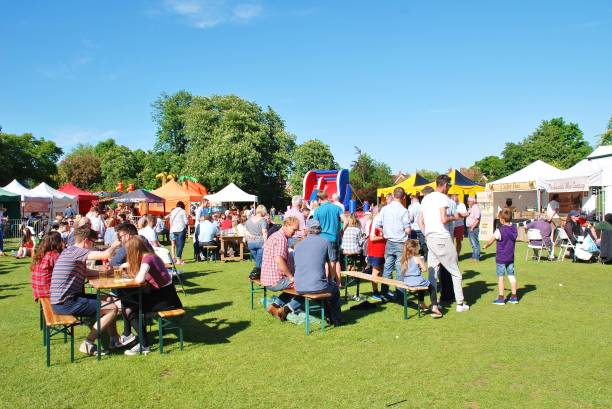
left=3, top=179, right=52, bottom=215
left=30, top=182, right=77, bottom=216
left=544, top=147, right=612, bottom=214
left=204, top=183, right=258, bottom=204
left=487, top=160, right=563, bottom=212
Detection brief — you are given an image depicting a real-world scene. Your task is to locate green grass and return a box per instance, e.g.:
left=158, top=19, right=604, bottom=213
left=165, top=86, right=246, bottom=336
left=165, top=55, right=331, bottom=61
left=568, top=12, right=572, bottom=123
left=1, top=238, right=611, bottom=409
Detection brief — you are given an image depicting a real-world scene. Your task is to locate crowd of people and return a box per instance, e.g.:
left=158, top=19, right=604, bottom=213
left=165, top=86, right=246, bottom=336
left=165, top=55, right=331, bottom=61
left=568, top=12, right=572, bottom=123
left=27, top=205, right=183, bottom=356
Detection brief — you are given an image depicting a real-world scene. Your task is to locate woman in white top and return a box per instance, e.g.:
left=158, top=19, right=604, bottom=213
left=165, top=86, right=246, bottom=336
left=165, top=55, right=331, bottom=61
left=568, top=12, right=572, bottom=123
left=166, top=201, right=189, bottom=265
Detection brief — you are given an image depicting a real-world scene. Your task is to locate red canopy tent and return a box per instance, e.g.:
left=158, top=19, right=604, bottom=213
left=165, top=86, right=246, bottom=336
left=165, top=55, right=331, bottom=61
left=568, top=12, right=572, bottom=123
left=59, top=183, right=99, bottom=215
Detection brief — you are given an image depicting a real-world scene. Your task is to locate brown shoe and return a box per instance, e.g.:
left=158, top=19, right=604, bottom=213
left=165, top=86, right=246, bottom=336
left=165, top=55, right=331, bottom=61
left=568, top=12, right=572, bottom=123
left=267, top=304, right=279, bottom=318
left=267, top=305, right=288, bottom=321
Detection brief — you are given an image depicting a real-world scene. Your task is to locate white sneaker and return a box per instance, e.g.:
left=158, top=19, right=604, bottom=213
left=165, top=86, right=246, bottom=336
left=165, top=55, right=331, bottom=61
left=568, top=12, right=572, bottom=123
left=124, top=343, right=150, bottom=356
left=79, top=340, right=107, bottom=356
left=113, top=334, right=137, bottom=349
left=456, top=303, right=470, bottom=313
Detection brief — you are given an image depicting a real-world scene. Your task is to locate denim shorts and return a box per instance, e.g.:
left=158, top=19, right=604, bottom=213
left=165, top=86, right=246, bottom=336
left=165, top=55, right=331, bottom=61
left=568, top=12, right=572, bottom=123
left=327, top=240, right=339, bottom=262
left=52, top=293, right=98, bottom=317
left=496, top=263, right=515, bottom=277
left=368, top=256, right=385, bottom=267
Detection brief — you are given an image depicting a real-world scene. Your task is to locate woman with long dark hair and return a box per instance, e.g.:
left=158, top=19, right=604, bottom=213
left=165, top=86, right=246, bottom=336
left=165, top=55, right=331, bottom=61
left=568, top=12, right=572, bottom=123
left=16, top=226, right=35, bottom=258
left=31, top=231, right=64, bottom=300
left=120, top=236, right=182, bottom=355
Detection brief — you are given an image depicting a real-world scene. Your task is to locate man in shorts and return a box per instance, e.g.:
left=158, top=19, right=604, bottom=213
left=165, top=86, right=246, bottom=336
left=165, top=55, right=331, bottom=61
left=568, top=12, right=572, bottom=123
left=451, top=194, right=468, bottom=255
left=51, top=226, right=123, bottom=355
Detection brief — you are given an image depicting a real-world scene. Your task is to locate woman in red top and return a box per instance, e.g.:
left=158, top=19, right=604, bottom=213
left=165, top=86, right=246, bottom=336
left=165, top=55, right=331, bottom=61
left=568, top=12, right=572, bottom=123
left=30, top=231, right=64, bottom=300
left=367, top=211, right=387, bottom=301
left=120, top=236, right=182, bottom=355
left=16, top=226, right=36, bottom=258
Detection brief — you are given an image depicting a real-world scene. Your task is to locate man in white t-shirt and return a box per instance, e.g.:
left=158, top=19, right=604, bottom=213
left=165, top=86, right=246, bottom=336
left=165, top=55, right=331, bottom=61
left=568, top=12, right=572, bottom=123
left=546, top=194, right=560, bottom=224
left=418, top=175, right=470, bottom=312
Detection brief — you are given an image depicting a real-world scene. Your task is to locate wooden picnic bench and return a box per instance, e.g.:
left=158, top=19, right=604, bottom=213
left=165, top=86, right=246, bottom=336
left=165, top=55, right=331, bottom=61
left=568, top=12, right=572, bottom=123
left=340, top=270, right=429, bottom=319
left=39, top=297, right=80, bottom=367
left=155, top=309, right=185, bottom=354
left=249, top=278, right=331, bottom=335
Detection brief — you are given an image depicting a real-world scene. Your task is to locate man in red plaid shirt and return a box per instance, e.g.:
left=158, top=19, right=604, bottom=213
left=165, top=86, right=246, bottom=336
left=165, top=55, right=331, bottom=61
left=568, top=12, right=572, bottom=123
left=260, top=216, right=301, bottom=321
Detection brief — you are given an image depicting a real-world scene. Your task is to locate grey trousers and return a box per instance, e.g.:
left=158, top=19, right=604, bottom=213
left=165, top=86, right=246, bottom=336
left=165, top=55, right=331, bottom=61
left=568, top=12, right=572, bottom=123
left=426, top=235, right=465, bottom=304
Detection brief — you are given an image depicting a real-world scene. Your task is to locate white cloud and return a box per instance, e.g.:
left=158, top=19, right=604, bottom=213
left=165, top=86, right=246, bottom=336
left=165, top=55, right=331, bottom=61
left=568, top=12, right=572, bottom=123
left=163, top=0, right=262, bottom=29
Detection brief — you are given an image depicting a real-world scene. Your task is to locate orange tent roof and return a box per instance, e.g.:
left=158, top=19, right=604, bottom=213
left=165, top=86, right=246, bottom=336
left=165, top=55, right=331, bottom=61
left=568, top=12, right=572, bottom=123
left=148, top=180, right=203, bottom=214
left=182, top=180, right=208, bottom=196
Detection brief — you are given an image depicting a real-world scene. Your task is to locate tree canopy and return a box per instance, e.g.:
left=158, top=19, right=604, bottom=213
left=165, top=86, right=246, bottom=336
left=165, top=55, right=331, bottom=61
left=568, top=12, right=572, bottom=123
left=0, top=131, right=62, bottom=186
left=349, top=148, right=393, bottom=203
left=472, top=117, right=593, bottom=180
left=288, top=139, right=337, bottom=195
left=181, top=95, right=296, bottom=206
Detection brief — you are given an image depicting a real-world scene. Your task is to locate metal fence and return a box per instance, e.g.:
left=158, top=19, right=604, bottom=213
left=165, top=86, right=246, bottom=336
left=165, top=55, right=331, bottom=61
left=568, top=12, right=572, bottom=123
left=1, top=219, right=49, bottom=240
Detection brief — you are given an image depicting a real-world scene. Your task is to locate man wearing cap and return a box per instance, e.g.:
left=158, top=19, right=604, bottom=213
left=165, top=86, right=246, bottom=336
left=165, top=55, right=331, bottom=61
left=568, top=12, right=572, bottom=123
left=260, top=217, right=302, bottom=321
left=294, top=219, right=343, bottom=326
left=564, top=210, right=583, bottom=247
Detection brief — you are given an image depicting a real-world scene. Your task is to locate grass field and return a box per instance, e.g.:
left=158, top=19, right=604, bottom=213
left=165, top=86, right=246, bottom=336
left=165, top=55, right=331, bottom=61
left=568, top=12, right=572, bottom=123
left=1, top=238, right=611, bottom=409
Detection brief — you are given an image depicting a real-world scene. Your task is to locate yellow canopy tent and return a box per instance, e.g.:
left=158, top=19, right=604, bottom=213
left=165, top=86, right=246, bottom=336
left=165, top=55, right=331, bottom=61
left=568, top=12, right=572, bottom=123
left=377, top=173, right=430, bottom=198
left=420, top=169, right=484, bottom=201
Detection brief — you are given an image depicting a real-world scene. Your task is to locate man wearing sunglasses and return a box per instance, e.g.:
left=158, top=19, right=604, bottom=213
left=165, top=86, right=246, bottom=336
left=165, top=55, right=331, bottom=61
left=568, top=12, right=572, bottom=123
left=108, top=222, right=154, bottom=267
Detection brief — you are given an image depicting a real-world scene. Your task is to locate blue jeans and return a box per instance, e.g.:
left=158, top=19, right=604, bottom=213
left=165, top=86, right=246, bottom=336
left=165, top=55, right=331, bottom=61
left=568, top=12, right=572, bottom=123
left=268, top=278, right=302, bottom=312
left=410, top=229, right=426, bottom=254
left=171, top=229, right=187, bottom=259
left=299, top=282, right=342, bottom=324
left=468, top=227, right=480, bottom=260
left=382, top=241, right=404, bottom=293
left=496, top=263, right=515, bottom=277
left=248, top=240, right=264, bottom=268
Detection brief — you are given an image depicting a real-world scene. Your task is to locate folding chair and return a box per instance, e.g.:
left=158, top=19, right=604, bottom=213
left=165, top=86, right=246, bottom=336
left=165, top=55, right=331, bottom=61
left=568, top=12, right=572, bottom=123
left=154, top=247, right=186, bottom=295
left=555, top=228, right=576, bottom=262
left=525, top=229, right=547, bottom=262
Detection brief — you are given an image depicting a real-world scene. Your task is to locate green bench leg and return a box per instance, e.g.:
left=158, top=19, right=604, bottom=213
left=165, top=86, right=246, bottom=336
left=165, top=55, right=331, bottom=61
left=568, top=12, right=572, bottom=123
left=305, top=298, right=310, bottom=335
left=403, top=290, right=408, bottom=320
left=321, top=301, right=325, bottom=335
left=179, top=326, right=184, bottom=350
left=45, top=326, right=51, bottom=367
left=263, top=287, right=268, bottom=309
left=250, top=281, right=254, bottom=310
left=159, top=318, right=164, bottom=354
left=70, top=326, right=75, bottom=363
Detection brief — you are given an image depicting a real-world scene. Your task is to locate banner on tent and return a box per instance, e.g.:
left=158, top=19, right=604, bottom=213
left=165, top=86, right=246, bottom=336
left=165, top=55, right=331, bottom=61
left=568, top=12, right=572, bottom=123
left=548, top=177, right=589, bottom=193
left=488, top=181, right=536, bottom=192
left=477, top=191, right=494, bottom=242
left=23, top=200, right=51, bottom=213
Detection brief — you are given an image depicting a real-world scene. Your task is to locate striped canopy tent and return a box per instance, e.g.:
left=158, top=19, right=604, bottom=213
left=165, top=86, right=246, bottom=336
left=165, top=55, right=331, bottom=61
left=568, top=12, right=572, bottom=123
left=377, top=173, right=430, bottom=198
left=420, top=169, right=485, bottom=201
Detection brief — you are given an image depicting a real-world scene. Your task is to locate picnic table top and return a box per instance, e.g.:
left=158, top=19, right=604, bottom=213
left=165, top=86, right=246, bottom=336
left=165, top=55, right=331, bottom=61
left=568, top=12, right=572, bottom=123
left=87, top=269, right=143, bottom=290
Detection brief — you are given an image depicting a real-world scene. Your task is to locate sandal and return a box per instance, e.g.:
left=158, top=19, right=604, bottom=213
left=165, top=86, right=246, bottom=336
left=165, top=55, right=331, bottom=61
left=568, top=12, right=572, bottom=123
left=430, top=307, right=443, bottom=318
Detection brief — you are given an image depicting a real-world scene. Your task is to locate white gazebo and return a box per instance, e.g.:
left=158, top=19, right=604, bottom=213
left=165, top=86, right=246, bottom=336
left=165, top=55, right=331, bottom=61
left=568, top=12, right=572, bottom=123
left=30, top=182, right=77, bottom=217
left=204, top=183, right=258, bottom=204
left=487, top=160, right=563, bottom=212
left=3, top=179, right=52, bottom=215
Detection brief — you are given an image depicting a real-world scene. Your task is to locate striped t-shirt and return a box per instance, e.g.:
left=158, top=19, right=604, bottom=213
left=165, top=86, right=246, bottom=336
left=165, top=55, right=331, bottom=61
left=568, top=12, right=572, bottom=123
left=50, top=246, right=90, bottom=304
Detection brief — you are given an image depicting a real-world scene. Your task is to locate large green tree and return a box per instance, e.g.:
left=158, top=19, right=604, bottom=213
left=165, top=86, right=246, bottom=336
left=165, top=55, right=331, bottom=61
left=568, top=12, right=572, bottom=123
left=152, top=90, right=193, bottom=155
left=288, top=139, right=337, bottom=195
left=57, top=144, right=103, bottom=190
left=349, top=148, right=393, bottom=203
left=502, top=117, right=592, bottom=173
left=182, top=95, right=296, bottom=206
left=0, top=131, right=63, bottom=186
left=599, top=116, right=612, bottom=146
left=472, top=156, right=506, bottom=182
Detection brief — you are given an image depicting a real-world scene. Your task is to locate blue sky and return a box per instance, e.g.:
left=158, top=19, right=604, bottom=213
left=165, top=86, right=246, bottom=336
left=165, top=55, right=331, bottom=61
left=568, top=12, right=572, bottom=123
left=1, top=0, right=611, bottom=174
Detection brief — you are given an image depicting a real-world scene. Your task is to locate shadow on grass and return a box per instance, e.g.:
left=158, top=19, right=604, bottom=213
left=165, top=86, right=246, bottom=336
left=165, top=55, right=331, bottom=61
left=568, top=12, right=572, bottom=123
left=184, top=287, right=214, bottom=296
left=462, top=269, right=480, bottom=280
left=463, top=280, right=497, bottom=305
left=517, top=284, right=537, bottom=300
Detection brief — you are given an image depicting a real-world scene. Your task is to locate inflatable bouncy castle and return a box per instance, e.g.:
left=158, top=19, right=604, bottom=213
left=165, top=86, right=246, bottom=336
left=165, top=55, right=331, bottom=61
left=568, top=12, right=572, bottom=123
left=302, top=169, right=352, bottom=210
